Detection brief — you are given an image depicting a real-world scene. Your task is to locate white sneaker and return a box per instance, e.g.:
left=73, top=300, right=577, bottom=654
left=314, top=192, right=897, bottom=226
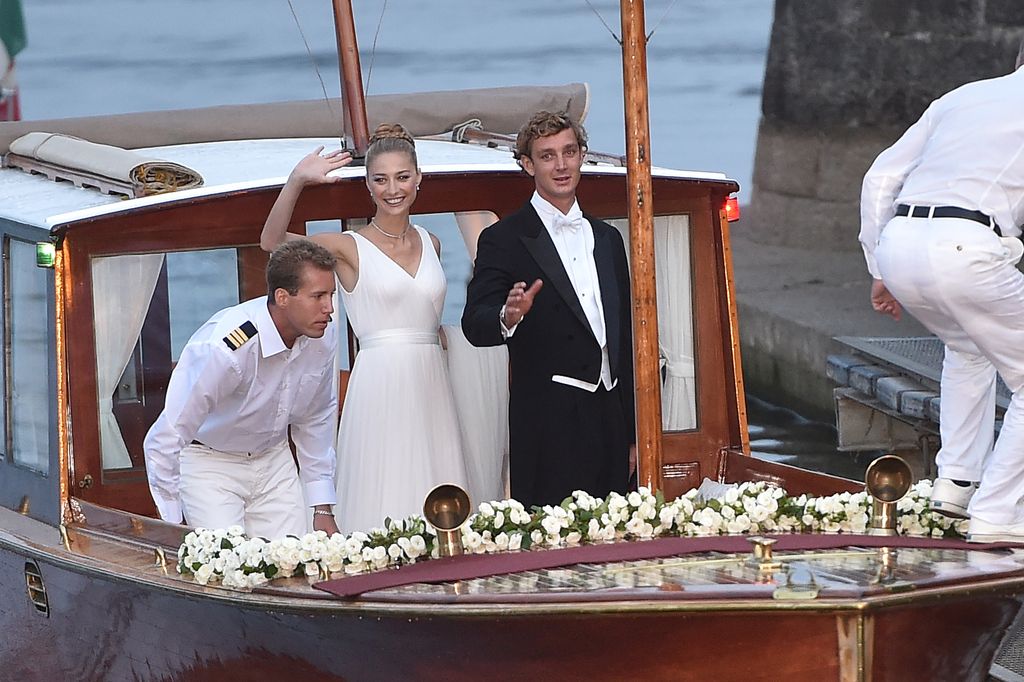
left=930, top=478, right=978, bottom=519
left=967, top=518, right=1024, bottom=543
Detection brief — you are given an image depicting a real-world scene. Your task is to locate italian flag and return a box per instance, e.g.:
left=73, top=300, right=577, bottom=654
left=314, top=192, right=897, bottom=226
left=0, top=0, right=26, bottom=121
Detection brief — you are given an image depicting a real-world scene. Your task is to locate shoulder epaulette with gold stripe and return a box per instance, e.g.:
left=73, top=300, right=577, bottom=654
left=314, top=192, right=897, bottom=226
left=222, top=321, right=258, bottom=351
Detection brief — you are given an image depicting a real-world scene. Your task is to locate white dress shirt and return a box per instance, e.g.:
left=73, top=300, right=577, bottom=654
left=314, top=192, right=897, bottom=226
left=860, top=66, right=1024, bottom=279
left=528, top=191, right=615, bottom=391
left=144, top=296, right=338, bottom=523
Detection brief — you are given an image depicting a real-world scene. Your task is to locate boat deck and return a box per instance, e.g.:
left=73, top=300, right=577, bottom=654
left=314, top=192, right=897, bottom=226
left=0, top=505, right=62, bottom=549
left=350, top=545, right=1024, bottom=605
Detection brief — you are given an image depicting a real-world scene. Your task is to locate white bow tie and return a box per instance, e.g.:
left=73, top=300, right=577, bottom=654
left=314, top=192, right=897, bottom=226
left=553, top=211, right=584, bottom=233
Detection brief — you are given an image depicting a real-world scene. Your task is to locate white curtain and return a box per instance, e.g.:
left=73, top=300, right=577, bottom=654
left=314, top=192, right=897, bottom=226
left=449, top=210, right=510, bottom=502
left=612, top=216, right=697, bottom=430
left=654, top=215, right=696, bottom=430
left=92, top=254, right=165, bottom=469
left=443, top=324, right=509, bottom=504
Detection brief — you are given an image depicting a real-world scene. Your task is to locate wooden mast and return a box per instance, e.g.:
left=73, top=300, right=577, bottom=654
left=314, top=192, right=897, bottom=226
left=331, top=0, right=370, bottom=157
left=619, top=0, right=664, bottom=490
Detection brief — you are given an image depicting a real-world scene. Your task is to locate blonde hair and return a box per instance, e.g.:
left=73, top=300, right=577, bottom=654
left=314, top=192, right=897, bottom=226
left=366, top=123, right=417, bottom=169
left=513, top=111, right=588, bottom=167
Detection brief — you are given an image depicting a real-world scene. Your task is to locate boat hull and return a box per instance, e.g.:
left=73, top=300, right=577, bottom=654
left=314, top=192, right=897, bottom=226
left=1, top=545, right=1020, bottom=681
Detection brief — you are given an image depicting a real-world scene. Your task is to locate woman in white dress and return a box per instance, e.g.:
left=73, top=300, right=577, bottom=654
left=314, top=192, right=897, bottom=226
left=261, top=124, right=468, bottom=533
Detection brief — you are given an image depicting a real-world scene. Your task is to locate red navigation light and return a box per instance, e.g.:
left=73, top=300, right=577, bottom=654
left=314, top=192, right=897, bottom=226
left=724, top=196, right=740, bottom=222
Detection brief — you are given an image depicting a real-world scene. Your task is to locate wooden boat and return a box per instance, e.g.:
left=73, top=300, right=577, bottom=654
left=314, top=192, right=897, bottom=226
left=0, top=3, right=1023, bottom=680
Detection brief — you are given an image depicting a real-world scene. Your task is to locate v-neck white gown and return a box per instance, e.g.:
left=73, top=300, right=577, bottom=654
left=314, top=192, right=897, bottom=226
left=335, top=226, right=468, bottom=533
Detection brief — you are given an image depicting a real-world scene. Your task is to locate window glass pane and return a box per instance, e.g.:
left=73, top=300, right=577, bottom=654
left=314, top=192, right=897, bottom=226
left=413, top=213, right=472, bottom=327
left=94, top=248, right=241, bottom=472
left=9, top=238, right=51, bottom=473
left=167, top=249, right=239, bottom=361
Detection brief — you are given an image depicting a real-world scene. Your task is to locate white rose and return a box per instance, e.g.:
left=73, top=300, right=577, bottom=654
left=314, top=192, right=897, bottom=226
left=247, top=572, right=270, bottom=588
left=194, top=563, right=215, bottom=586
left=281, top=549, right=301, bottom=572
left=324, top=551, right=345, bottom=573
left=410, top=535, right=427, bottom=554
left=221, top=570, right=245, bottom=589
left=221, top=550, right=242, bottom=571
left=493, top=511, right=505, bottom=529
left=541, top=516, right=562, bottom=536
left=387, top=544, right=402, bottom=560
left=344, top=561, right=367, bottom=575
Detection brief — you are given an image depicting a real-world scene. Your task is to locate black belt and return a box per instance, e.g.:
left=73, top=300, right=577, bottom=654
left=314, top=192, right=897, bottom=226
left=895, top=204, right=1003, bottom=236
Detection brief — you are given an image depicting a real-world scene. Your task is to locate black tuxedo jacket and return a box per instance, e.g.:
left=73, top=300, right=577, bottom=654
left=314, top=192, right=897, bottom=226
left=462, top=201, right=635, bottom=505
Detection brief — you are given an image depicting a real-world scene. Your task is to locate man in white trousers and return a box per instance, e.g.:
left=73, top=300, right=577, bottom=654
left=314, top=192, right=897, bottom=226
left=144, top=240, right=340, bottom=538
left=860, top=41, right=1024, bottom=542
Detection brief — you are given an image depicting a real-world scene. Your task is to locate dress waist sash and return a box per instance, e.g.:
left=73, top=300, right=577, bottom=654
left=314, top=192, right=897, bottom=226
left=359, top=329, right=440, bottom=349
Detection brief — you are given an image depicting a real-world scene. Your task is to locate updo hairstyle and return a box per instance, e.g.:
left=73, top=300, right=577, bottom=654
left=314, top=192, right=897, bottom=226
left=366, top=123, right=418, bottom=169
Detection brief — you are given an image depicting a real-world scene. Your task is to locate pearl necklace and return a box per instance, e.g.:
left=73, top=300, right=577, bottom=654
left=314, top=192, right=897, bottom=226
left=369, top=219, right=410, bottom=240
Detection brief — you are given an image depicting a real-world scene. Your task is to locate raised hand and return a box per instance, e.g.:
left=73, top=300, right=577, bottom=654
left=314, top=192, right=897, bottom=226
left=502, top=279, right=543, bottom=328
left=289, top=146, right=353, bottom=187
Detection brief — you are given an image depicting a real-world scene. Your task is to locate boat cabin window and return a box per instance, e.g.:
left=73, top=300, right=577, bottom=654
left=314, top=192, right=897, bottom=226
left=93, top=248, right=243, bottom=471
left=611, top=213, right=698, bottom=432
left=84, top=204, right=701, bottom=501
left=312, top=209, right=699, bottom=436
left=6, top=236, right=52, bottom=474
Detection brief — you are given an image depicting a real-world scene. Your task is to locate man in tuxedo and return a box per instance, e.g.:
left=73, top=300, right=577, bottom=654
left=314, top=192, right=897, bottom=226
left=462, top=111, right=635, bottom=508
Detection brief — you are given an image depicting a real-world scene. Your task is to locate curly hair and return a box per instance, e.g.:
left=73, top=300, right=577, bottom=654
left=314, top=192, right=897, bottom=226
left=266, top=240, right=337, bottom=301
left=513, top=111, right=588, bottom=167
left=366, top=122, right=418, bottom=169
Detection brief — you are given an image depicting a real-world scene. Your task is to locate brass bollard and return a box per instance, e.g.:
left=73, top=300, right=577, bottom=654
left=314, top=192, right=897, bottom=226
left=865, top=455, right=912, bottom=536
left=423, top=484, right=471, bottom=557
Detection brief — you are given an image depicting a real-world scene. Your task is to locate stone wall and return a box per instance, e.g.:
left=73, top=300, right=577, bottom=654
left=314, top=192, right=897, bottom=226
left=747, top=0, right=1024, bottom=248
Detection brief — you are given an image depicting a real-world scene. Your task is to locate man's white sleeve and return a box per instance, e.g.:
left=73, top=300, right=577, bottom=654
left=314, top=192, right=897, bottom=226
left=859, top=103, right=936, bottom=279
left=291, top=333, right=339, bottom=508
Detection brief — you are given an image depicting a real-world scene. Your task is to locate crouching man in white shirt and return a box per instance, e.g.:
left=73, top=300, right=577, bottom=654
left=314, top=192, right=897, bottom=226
left=144, top=240, right=340, bottom=538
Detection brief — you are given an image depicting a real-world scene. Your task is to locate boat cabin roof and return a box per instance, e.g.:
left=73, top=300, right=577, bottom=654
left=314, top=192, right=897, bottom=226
left=0, top=136, right=734, bottom=230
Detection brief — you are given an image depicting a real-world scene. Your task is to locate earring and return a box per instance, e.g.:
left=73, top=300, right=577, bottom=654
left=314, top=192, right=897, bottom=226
left=416, top=184, right=421, bottom=191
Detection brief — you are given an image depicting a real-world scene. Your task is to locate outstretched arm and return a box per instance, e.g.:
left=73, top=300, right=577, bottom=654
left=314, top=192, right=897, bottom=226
left=261, top=146, right=352, bottom=252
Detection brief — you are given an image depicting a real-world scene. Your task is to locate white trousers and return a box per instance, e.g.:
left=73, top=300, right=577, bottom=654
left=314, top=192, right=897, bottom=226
left=179, top=441, right=307, bottom=539
left=876, top=216, right=1024, bottom=525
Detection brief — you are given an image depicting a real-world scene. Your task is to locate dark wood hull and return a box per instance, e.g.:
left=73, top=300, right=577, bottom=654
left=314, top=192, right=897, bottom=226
left=2, top=543, right=1020, bottom=681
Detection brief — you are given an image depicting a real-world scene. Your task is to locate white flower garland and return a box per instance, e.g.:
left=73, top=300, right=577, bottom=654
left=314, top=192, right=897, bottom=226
left=177, top=479, right=967, bottom=590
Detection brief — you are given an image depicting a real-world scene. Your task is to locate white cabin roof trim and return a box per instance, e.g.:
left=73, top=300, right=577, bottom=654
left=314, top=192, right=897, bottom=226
left=0, top=136, right=734, bottom=230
